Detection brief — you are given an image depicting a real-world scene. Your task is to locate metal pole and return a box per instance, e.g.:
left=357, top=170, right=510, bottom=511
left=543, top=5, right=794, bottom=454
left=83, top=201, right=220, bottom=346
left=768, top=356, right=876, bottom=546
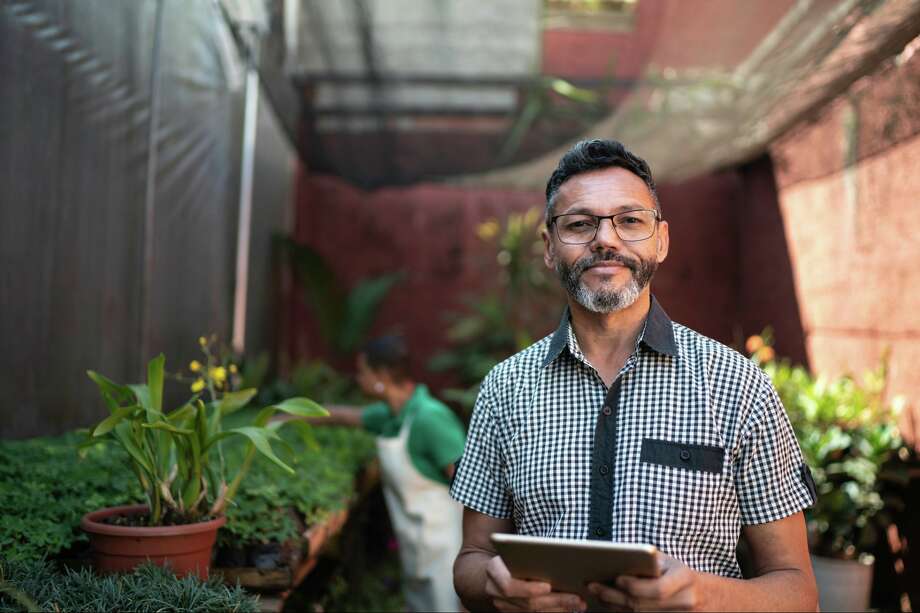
left=231, top=38, right=259, bottom=355
left=141, top=0, right=166, bottom=369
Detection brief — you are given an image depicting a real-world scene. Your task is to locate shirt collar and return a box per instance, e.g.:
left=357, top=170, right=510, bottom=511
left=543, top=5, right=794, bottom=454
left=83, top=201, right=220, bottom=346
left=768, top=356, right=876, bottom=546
left=541, top=295, right=678, bottom=368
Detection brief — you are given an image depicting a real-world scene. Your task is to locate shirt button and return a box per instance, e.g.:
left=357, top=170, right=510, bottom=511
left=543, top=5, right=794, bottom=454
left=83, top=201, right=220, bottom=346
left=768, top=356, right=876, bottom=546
left=680, top=450, right=691, bottom=461
left=602, top=406, right=612, bottom=416
left=594, top=527, right=606, bottom=537
left=599, top=464, right=609, bottom=475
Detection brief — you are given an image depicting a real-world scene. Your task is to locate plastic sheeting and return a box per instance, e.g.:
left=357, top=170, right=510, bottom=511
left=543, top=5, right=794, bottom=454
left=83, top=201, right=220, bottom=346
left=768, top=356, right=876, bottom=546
left=0, top=0, right=295, bottom=439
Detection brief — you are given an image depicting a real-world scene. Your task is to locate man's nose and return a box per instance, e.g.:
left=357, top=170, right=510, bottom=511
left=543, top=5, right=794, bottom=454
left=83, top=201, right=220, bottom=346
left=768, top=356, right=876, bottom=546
left=593, top=217, right=622, bottom=248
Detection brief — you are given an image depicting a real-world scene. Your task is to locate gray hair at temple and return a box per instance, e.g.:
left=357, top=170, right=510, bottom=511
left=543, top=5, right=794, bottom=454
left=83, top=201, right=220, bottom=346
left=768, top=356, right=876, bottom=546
left=544, top=139, right=661, bottom=225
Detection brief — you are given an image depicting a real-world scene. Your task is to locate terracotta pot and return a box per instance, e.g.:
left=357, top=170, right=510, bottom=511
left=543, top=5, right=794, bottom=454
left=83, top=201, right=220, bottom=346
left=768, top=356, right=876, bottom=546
left=81, top=504, right=226, bottom=579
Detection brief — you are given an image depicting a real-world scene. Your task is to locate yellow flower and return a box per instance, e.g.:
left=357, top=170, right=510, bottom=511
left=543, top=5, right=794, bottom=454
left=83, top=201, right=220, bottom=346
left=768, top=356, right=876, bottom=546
left=228, top=364, right=238, bottom=374
left=209, top=366, right=227, bottom=383
left=198, top=336, right=208, bottom=347
left=191, top=378, right=206, bottom=393
left=189, top=360, right=202, bottom=372
left=745, top=335, right=764, bottom=354
left=476, top=219, right=500, bottom=241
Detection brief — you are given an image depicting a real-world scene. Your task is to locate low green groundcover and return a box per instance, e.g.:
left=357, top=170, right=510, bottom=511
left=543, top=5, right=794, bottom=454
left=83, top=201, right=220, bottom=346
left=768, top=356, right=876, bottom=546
left=0, top=422, right=376, bottom=561
left=0, top=559, right=258, bottom=613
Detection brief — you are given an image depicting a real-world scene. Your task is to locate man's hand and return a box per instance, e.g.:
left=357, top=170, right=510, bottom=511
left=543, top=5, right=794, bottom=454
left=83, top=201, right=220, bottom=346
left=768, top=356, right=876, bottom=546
left=588, top=553, right=702, bottom=611
left=486, top=555, right=587, bottom=612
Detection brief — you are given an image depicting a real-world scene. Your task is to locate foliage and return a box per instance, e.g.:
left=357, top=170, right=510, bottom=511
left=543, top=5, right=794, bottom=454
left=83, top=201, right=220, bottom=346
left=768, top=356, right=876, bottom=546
left=218, top=422, right=377, bottom=547
left=284, top=238, right=403, bottom=355
left=253, top=358, right=369, bottom=407
left=82, top=337, right=328, bottom=524
left=0, top=423, right=375, bottom=561
left=0, top=431, right=142, bottom=562
left=0, top=559, right=258, bottom=613
left=748, top=332, right=909, bottom=559
left=429, top=208, right=561, bottom=412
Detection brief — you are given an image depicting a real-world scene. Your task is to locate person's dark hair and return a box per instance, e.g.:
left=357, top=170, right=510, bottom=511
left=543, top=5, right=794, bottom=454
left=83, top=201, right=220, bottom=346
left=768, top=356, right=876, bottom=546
left=544, top=139, right=660, bottom=223
left=361, top=335, right=410, bottom=382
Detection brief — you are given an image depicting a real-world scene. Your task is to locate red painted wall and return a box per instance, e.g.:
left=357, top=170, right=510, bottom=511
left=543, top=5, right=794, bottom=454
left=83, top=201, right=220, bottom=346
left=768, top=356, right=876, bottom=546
left=768, top=48, right=920, bottom=436
left=287, top=168, right=767, bottom=390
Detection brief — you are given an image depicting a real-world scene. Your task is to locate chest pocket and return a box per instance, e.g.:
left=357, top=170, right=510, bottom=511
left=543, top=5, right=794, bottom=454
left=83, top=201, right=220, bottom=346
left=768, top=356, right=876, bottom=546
left=640, top=439, right=724, bottom=473
left=633, top=438, right=730, bottom=540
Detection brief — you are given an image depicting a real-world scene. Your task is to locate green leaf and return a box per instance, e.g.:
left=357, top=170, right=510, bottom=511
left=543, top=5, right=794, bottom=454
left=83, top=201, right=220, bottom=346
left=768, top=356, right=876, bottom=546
left=112, top=422, right=154, bottom=475
left=86, top=370, right=132, bottom=409
left=284, top=239, right=346, bottom=344
left=218, top=389, right=258, bottom=416
left=208, top=427, right=294, bottom=474
left=92, top=405, right=140, bottom=437
left=270, top=397, right=329, bottom=419
left=339, top=272, right=403, bottom=352
left=141, top=422, right=193, bottom=435
left=147, top=354, right=165, bottom=413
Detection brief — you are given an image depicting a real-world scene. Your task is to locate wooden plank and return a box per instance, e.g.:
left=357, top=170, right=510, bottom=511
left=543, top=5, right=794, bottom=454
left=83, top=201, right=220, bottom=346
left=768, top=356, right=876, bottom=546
left=218, top=567, right=292, bottom=591
left=216, top=458, right=381, bottom=596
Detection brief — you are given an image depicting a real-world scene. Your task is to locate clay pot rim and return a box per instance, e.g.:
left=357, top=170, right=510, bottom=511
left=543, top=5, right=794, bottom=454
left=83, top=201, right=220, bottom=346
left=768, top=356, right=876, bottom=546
left=81, top=504, right=227, bottom=537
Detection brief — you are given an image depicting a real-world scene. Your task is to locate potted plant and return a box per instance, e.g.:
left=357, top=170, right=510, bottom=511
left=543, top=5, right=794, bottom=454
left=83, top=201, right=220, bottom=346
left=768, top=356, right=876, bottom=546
left=80, top=337, right=327, bottom=579
left=748, top=334, right=909, bottom=612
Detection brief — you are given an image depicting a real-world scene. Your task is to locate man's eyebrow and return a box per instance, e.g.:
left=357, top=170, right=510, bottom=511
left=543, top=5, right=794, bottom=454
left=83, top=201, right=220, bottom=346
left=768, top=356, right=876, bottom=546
left=557, top=203, right=648, bottom=215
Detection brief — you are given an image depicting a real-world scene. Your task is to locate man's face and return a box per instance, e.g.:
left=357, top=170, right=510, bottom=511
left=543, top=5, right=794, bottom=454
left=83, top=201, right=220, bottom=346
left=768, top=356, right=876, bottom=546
left=543, top=167, right=669, bottom=314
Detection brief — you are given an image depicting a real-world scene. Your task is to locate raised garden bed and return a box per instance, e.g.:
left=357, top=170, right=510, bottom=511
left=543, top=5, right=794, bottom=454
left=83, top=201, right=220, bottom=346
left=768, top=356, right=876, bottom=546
left=0, top=424, right=377, bottom=611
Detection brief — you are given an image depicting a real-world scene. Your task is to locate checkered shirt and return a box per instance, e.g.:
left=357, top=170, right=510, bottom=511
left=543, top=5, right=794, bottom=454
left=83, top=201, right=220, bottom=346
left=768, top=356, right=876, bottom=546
left=450, top=297, right=816, bottom=578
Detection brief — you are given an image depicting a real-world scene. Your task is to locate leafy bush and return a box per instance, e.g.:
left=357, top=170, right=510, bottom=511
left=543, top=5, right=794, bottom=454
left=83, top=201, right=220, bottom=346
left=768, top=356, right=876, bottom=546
left=0, top=559, right=258, bottom=613
left=0, top=425, right=375, bottom=561
left=0, top=432, right=142, bottom=562
left=748, top=334, right=909, bottom=559
left=219, top=422, right=377, bottom=547
left=429, top=209, right=561, bottom=412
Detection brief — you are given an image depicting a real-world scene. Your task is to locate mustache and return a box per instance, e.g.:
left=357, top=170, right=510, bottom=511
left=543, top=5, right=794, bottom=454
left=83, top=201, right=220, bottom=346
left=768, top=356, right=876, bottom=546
left=570, top=251, right=640, bottom=277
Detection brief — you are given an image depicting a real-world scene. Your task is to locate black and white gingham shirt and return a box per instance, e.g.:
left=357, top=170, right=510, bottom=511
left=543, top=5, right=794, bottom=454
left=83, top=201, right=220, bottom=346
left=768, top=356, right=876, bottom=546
left=450, top=297, right=816, bottom=578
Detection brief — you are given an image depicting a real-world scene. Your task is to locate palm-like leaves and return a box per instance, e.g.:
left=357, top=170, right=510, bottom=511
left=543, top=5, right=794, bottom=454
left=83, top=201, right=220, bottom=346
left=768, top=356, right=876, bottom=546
left=85, top=355, right=327, bottom=524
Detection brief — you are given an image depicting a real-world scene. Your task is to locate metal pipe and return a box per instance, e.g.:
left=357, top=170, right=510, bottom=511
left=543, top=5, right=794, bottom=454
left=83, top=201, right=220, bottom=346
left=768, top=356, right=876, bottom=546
left=231, top=42, right=260, bottom=355
left=141, top=0, right=165, bottom=369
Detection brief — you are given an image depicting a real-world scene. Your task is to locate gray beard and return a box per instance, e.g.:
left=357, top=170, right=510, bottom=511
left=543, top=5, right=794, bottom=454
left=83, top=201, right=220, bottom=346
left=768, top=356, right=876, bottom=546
left=554, top=251, right=657, bottom=314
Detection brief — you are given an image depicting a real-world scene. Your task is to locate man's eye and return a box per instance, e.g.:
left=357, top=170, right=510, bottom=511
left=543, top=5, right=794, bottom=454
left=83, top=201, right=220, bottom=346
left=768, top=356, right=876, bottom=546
left=566, top=220, right=595, bottom=230
left=620, top=216, right=641, bottom=224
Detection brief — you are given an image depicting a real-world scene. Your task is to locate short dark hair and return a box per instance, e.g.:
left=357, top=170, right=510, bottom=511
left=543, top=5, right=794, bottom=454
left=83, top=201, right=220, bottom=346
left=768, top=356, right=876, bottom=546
left=544, top=139, right=660, bottom=222
left=361, top=335, right=410, bottom=382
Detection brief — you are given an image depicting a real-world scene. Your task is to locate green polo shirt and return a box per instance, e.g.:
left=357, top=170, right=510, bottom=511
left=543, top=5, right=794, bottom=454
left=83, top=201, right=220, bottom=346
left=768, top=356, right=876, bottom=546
left=360, top=385, right=466, bottom=485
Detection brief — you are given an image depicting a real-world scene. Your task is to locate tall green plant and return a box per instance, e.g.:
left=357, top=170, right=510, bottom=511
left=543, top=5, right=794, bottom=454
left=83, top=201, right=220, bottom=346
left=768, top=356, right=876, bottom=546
left=430, top=208, right=561, bottom=411
left=83, top=341, right=328, bottom=525
left=284, top=238, right=403, bottom=355
left=748, top=335, right=909, bottom=559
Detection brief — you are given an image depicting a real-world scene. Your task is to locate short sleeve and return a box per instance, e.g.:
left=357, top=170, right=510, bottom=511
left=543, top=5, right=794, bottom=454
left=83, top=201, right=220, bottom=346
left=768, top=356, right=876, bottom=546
left=360, top=402, right=391, bottom=435
left=734, top=385, right=816, bottom=525
left=449, top=379, right=512, bottom=518
left=413, top=408, right=466, bottom=470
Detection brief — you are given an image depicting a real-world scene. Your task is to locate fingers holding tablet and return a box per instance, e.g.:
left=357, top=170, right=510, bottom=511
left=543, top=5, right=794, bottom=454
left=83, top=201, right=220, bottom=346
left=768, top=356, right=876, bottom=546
left=485, top=554, right=588, bottom=612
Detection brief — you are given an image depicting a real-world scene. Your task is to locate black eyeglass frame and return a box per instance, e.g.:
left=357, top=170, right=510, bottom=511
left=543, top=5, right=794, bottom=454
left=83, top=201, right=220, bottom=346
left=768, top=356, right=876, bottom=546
left=549, top=208, right=662, bottom=244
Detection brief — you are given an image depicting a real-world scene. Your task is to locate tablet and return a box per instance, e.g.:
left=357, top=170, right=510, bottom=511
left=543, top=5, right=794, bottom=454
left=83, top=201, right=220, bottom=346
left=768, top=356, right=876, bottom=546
left=490, top=533, right=659, bottom=603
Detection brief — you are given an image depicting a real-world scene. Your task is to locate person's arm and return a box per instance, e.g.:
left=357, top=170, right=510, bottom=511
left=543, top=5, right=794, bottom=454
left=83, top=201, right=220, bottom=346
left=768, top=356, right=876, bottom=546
left=588, top=511, right=817, bottom=611
left=454, top=508, right=588, bottom=613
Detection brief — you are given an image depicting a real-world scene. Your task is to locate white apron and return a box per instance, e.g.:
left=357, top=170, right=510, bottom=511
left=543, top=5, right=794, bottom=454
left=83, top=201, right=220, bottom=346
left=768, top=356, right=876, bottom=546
left=376, top=411, right=464, bottom=612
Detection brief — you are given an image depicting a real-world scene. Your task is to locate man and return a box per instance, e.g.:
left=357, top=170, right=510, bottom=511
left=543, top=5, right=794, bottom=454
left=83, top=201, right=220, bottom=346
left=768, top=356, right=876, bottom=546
left=450, top=139, right=818, bottom=611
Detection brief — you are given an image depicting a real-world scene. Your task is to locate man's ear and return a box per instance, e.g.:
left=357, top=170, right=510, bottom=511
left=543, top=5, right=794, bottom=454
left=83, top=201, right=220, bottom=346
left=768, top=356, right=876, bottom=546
left=656, top=220, right=670, bottom=263
left=542, top=227, right=555, bottom=269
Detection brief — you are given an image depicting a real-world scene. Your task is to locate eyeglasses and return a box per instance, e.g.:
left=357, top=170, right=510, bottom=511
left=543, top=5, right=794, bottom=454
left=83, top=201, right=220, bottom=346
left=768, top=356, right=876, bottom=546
left=550, top=209, right=660, bottom=244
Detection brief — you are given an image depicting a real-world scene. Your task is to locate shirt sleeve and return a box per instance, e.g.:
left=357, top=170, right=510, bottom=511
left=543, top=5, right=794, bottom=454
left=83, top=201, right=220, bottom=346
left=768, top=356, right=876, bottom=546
left=449, top=378, right=513, bottom=518
left=360, top=402, right=390, bottom=435
left=734, top=384, right=817, bottom=525
left=413, top=408, right=466, bottom=470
